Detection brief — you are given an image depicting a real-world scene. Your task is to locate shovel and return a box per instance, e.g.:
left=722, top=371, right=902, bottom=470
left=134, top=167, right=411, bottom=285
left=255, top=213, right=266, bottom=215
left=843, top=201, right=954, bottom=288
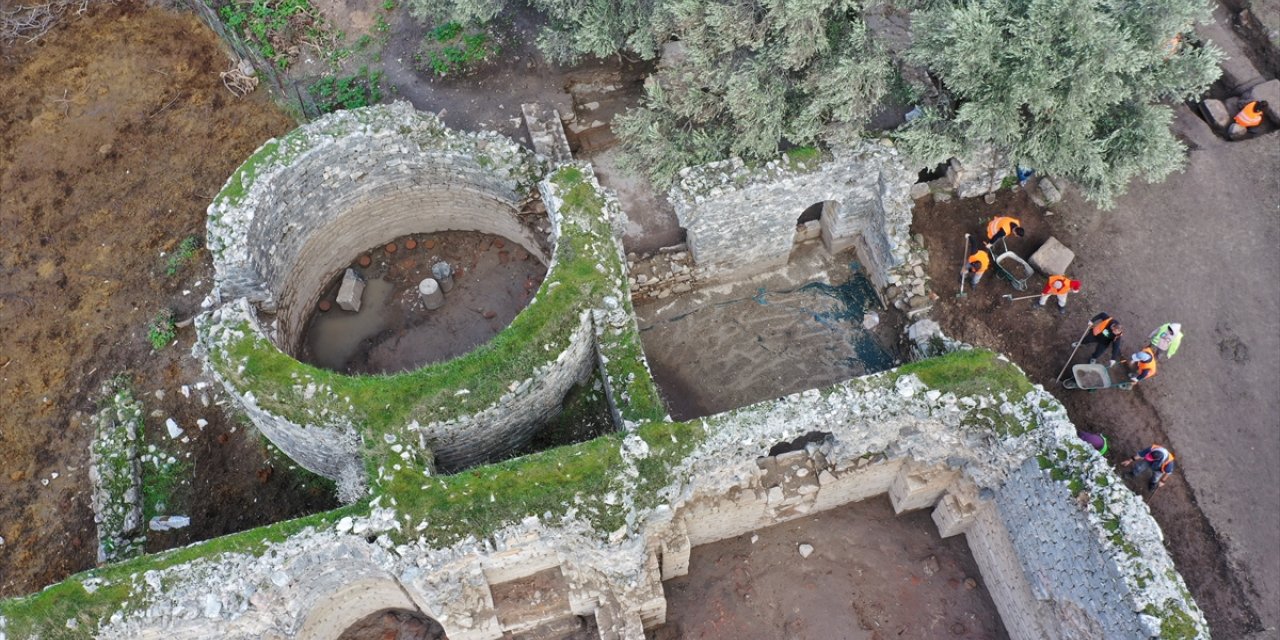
left=1001, top=293, right=1041, bottom=302
left=1055, top=325, right=1094, bottom=381
left=957, top=233, right=970, bottom=298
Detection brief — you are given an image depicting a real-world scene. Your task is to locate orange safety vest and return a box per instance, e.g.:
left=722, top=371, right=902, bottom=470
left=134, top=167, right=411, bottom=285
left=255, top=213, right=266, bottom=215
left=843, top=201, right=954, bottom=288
left=1136, top=347, right=1158, bottom=378
left=1235, top=101, right=1263, bottom=128
left=1092, top=316, right=1113, bottom=336
left=1145, top=444, right=1175, bottom=473
left=968, top=250, right=990, bottom=274
left=986, top=216, right=1021, bottom=240
left=1044, top=274, right=1071, bottom=294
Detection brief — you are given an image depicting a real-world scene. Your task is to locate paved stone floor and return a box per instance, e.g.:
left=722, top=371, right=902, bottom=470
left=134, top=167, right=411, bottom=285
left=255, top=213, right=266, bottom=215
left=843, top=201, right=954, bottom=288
left=636, top=244, right=904, bottom=420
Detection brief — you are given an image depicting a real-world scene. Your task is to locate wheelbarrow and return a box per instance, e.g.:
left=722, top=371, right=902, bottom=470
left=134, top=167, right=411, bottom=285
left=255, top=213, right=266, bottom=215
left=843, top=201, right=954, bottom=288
left=992, top=250, right=1034, bottom=292
left=1061, top=363, right=1133, bottom=391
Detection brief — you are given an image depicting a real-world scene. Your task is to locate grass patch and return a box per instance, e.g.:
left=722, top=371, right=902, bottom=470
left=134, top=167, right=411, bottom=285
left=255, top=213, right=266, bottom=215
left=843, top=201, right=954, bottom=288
left=784, top=145, right=821, bottom=165
left=893, top=349, right=1033, bottom=398
left=415, top=21, right=499, bottom=77
left=146, top=310, right=176, bottom=351
left=163, top=236, right=202, bottom=277
left=309, top=67, right=384, bottom=114
left=216, top=0, right=326, bottom=70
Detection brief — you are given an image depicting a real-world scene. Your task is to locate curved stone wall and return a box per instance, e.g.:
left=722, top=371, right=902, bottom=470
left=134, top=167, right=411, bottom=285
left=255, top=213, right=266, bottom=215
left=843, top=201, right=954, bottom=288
left=206, top=101, right=547, bottom=352
left=197, top=114, right=642, bottom=494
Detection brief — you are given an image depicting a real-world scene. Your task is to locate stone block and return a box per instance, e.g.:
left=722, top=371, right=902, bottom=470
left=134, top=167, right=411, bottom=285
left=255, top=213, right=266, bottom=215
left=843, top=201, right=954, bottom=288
left=1228, top=123, right=1249, bottom=140
left=909, top=182, right=930, bottom=200
left=1243, top=79, right=1280, bottom=123
left=1037, top=178, right=1062, bottom=205
left=1200, top=99, right=1231, bottom=130
left=336, top=268, right=365, bottom=312
left=1029, top=237, right=1074, bottom=276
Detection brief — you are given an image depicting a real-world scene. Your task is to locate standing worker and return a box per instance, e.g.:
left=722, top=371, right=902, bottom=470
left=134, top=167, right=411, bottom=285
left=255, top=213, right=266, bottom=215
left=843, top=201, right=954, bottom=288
left=1126, top=346, right=1158, bottom=384
left=1121, top=444, right=1177, bottom=493
left=961, top=247, right=990, bottom=289
left=1036, top=275, right=1081, bottom=314
left=1148, top=323, right=1183, bottom=359
left=1073, top=312, right=1124, bottom=365
left=985, top=215, right=1025, bottom=248
left=1234, top=100, right=1267, bottom=129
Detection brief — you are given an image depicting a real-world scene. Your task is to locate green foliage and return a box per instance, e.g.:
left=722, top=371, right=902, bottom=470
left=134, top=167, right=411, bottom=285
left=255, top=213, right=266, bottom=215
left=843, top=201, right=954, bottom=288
left=146, top=311, right=176, bottom=350
left=416, top=22, right=499, bottom=76
left=615, top=1, right=893, bottom=188
left=216, top=0, right=321, bottom=70
left=903, top=0, right=1222, bottom=207
left=893, top=349, right=1034, bottom=399
left=382, top=0, right=395, bottom=9
left=308, top=67, right=384, bottom=113
left=163, top=236, right=201, bottom=277
left=141, top=449, right=190, bottom=523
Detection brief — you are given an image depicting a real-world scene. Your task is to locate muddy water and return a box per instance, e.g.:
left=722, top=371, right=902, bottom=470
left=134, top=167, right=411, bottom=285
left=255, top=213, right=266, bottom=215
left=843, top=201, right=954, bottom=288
left=297, top=231, right=548, bottom=375
left=305, top=278, right=395, bottom=371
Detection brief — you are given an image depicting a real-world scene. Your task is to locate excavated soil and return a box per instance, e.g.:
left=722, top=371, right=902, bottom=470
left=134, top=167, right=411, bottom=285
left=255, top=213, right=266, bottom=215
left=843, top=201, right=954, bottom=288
left=649, top=497, right=1007, bottom=640
left=911, top=185, right=1264, bottom=637
left=0, top=2, right=336, bottom=597
left=299, top=231, right=548, bottom=375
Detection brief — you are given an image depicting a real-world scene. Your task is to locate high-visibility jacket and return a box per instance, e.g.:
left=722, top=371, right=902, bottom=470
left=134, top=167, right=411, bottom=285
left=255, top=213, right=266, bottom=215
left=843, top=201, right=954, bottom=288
left=987, top=216, right=1021, bottom=241
left=967, top=250, right=990, bottom=274
left=1235, top=101, right=1263, bottom=128
left=1149, top=323, right=1183, bottom=356
left=1092, top=316, right=1114, bottom=336
left=1134, top=347, right=1158, bottom=380
left=1043, top=275, right=1071, bottom=295
left=1142, top=444, right=1175, bottom=474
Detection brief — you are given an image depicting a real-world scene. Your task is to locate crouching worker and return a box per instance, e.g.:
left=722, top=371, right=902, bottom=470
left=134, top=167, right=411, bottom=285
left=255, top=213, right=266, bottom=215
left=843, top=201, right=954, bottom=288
left=961, top=249, right=990, bottom=288
left=1121, top=444, right=1176, bottom=493
left=1126, top=346, right=1158, bottom=384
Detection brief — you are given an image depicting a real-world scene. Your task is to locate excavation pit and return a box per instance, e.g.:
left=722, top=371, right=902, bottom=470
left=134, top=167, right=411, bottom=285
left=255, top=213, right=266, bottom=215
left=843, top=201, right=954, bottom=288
left=648, top=497, right=1007, bottom=640
left=299, top=231, right=548, bottom=375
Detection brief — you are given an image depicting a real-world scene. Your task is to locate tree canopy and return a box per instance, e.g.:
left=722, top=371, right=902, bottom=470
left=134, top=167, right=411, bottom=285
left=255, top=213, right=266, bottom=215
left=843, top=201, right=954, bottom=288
left=408, top=0, right=1221, bottom=204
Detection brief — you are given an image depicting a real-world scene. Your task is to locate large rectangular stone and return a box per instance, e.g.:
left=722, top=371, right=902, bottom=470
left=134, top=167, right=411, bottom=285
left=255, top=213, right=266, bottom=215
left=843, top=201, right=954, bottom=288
left=1029, top=237, right=1075, bottom=276
left=336, top=268, right=366, bottom=312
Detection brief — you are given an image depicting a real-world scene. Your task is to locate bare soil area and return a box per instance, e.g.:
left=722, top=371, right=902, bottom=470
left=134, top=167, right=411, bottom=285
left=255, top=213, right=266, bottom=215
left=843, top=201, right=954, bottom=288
left=910, top=148, right=1271, bottom=637
left=300, top=231, right=548, bottom=374
left=0, top=2, right=336, bottom=597
left=648, top=497, right=1006, bottom=640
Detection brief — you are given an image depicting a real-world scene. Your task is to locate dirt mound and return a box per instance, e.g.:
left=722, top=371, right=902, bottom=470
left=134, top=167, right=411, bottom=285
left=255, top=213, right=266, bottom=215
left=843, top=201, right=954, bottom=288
left=0, top=2, right=334, bottom=597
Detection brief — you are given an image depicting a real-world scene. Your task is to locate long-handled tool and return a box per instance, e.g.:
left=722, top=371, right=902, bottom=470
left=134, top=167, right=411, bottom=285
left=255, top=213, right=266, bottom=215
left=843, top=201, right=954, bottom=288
left=957, top=233, right=970, bottom=298
left=1055, top=325, right=1094, bottom=381
left=1001, top=293, right=1041, bottom=302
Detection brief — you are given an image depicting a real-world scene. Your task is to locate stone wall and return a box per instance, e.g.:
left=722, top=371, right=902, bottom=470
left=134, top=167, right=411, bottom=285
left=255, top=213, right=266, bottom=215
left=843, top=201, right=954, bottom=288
left=88, top=384, right=146, bottom=564
left=69, top=353, right=1205, bottom=640
left=667, top=141, right=915, bottom=285
left=411, top=312, right=595, bottom=471
left=205, top=102, right=546, bottom=350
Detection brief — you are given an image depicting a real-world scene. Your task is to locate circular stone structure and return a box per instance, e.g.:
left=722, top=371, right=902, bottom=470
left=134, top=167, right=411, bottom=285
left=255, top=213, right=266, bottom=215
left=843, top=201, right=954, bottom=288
left=197, top=103, right=612, bottom=497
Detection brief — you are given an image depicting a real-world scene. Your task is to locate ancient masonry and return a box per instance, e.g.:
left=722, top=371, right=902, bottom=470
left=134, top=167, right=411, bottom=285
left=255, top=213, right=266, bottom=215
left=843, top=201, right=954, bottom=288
left=0, top=104, right=1206, bottom=640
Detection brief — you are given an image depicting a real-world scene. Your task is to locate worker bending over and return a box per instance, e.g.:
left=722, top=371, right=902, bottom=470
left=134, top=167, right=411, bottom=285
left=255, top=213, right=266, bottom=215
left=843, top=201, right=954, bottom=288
left=1074, top=312, right=1124, bottom=365
left=985, top=215, right=1024, bottom=248
left=961, top=249, right=990, bottom=288
left=1127, top=346, right=1158, bottom=384
left=1036, top=275, right=1080, bottom=314
left=1234, top=100, right=1267, bottom=129
left=1122, top=444, right=1177, bottom=493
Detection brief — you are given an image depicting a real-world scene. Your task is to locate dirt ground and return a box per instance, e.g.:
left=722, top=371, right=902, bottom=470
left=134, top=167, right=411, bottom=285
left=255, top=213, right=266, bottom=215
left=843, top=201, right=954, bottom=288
left=300, top=231, right=548, bottom=374
left=911, top=105, right=1279, bottom=637
left=637, top=244, right=903, bottom=420
left=648, top=497, right=1006, bottom=640
left=0, top=3, right=336, bottom=597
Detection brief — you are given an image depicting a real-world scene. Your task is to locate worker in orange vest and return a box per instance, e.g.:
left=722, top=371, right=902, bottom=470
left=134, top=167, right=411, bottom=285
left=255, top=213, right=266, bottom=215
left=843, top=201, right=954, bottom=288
left=961, top=248, right=990, bottom=288
left=1126, top=346, right=1158, bottom=384
left=984, top=215, right=1024, bottom=249
left=1234, top=100, right=1267, bottom=128
left=1073, top=312, right=1124, bottom=365
left=1036, top=274, right=1080, bottom=315
left=1121, top=444, right=1176, bottom=493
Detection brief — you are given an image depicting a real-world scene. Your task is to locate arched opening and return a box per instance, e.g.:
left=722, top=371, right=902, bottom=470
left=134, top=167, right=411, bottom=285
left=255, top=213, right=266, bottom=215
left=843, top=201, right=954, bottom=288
left=336, top=608, right=448, bottom=640
left=792, top=201, right=832, bottom=253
